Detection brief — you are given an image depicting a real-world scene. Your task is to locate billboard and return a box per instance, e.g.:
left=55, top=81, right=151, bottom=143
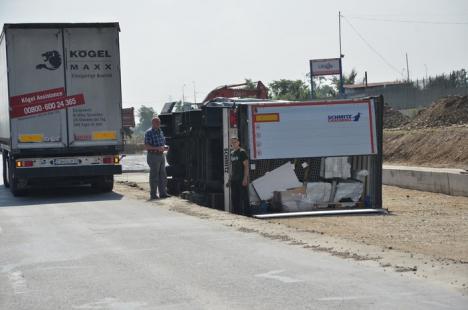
left=310, top=58, right=341, bottom=76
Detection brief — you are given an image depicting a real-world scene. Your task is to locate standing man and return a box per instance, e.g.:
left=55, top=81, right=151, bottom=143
left=144, top=117, right=170, bottom=200
left=230, top=137, right=249, bottom=215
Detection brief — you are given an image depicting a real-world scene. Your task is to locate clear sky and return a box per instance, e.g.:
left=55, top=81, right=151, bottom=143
left=1, top=0, right=467, bottom=113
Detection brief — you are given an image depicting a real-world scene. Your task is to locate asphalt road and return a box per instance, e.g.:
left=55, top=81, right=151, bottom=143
left=1, top=157, right=467, bottom=309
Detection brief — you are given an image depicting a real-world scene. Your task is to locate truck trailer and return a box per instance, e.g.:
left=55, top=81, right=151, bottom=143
left=0, top=23, right=123, bottom=196
left=160, top=93, right=384, bottom=217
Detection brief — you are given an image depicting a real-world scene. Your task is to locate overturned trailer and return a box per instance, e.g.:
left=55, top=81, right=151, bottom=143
left=159, top=96, right=384, bottom=218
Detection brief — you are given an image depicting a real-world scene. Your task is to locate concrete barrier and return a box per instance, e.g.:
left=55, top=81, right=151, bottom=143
left=383, top=165, right=468, bottom=197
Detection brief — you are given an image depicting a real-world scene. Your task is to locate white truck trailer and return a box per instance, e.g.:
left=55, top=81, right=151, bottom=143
left=0, top=23, right=123, bottom=196
left=160, top=95, right=384, bottom=217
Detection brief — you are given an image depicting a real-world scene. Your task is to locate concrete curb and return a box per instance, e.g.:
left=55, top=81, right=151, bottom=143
left=383, top=166, right=468, bottom=197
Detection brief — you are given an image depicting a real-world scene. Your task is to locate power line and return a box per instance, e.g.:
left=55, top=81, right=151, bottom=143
left=346, top=15, right=468, bottom=25
left=342, top=16, right=404, bottom=78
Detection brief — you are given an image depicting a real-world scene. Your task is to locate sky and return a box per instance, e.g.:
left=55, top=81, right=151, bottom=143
left=1, top=0, right=467, bottom=113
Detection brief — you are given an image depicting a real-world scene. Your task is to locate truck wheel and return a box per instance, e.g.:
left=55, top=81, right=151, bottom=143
left=167, top=178, right=181, bottom=195
left=93, top=176, right=114, bottom=192
left=2, top=151, right=9, bottom=188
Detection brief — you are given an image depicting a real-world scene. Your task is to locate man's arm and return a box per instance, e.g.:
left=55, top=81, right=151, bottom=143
left=242, top=159, right=249, bottom=187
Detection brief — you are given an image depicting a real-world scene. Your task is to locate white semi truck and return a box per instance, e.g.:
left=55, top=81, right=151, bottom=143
left=0, top=23, right=123, bottom=196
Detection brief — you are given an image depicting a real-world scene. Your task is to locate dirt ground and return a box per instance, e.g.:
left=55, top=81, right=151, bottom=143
left=115, top=180, right=468, bottom=293
left=384, top=126, right=468, bottom=169
left=272, top=185, right=468, bottom=263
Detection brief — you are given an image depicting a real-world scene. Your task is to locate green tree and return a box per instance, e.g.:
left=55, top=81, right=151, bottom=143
left=309, top=75, right=337, bottom=98
left=426, top=69, right=468, bottom=89
left=123, top=127, right=133, bottom=139
left=244, top=78, right=257, bottom=90
left=135, top=105, right=156, bottom=134
left=331, top=68, right=358, bottom=91
left=268, top=79, right=310, bottom=101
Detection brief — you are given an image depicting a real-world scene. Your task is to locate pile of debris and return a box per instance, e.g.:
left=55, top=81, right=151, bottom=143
left=407, top=95, right=468, bottom=128
left=384, top=103, right=409, bottom=128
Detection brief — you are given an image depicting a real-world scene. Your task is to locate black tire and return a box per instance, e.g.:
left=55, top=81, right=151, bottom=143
left=93, top=175, right=114, bottom=192
left=2, top=151, right=9, bottom=188
left=167, top=178, right=181, bottom=195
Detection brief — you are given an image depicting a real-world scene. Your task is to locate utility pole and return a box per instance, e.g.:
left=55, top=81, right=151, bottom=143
left=182, top=84, right=186, bottom=104
left=193, top=81, right=197, bottom=103
left=338, top=11, right=344, bottom=97
left=406, top=53, right=410, bottom=82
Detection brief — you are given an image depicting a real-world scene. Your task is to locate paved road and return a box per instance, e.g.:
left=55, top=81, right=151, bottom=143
left=1, top=173, right=467, bottom=309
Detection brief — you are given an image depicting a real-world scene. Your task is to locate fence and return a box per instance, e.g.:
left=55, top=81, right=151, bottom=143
left=346, top=78, right=468, bottom=110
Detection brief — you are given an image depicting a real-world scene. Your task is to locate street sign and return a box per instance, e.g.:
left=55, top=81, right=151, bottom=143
left=122, top=107, right=135, bottom=128
left=310, top=58, right=341, bottom=76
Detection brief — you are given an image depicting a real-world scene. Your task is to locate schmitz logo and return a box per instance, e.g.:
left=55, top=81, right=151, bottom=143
left=328, top=112, right=361, bottom=122
left=36, top=51, right=62, bottom=70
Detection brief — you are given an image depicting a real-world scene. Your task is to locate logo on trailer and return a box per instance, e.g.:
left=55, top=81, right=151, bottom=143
left=328, top=112, right=361, bottom=122
left=36, top=51, right=62, bottom=70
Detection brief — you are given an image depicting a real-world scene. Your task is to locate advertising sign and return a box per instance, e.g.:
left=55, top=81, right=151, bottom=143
left=310, top=58, right=341, bottom=76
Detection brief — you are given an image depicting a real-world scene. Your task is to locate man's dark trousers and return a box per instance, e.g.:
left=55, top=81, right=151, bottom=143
left=231, top=180, right=249, bottom=215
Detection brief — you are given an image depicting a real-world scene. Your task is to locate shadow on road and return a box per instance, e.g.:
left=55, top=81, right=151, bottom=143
left=0, top=185, right=124, bottom=207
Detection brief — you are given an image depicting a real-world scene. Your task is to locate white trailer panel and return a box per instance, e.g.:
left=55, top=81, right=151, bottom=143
left=64, top=27, right=122, bottom=147
left=0, top=23, right=122, bottom=151
left=248, top=99, right=378, bottom=160
left=6, top=28, right=68, bottom=149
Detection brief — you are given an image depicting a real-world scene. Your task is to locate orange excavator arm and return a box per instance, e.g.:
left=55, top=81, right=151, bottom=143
left=203, top=81, right=268, bottom=103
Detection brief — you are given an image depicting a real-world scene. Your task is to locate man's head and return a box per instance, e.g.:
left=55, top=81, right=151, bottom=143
left=231, top=137, right=240, bottom=150
left=151, top=117, right=161, bottom=129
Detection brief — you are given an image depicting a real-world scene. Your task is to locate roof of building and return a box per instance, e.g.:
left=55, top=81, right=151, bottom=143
left=344, top=81, right=407, bottom=89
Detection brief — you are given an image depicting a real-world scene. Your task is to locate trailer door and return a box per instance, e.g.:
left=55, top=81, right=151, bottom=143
left=63, top=26, right=123, bottom=148
left=7, top=28, right=68, bottom=149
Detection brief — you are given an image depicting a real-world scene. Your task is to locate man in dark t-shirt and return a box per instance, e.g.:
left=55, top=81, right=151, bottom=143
left=230, top=137, right=249, bottom=215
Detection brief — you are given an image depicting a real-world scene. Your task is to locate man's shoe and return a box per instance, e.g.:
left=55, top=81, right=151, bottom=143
left=149, top=196, right=159, bottom=201
left=160, top=194, right=171, bottom=199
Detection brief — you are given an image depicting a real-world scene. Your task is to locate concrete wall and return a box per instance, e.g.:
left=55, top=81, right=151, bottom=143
left=346, top=85, right=468, bottom=110
left=383, top=167, right=468, bottom=197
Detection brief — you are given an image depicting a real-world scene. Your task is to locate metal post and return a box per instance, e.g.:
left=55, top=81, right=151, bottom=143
left=339, top=11, right=344, bottom=97
left=339, top=58, right=344, bottom=97
left=406, top=53, right=410, bottom=82
left=222, top=109, right=231, bottom=212
left=339, top=11, right=343, bottom=58
left=309, top=60, right=315, bottom=99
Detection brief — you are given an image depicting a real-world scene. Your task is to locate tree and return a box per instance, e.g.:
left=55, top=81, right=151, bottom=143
left=425, top=69, right=468, bottom=89
left=268, top=79, right=310, bottom=101
left=135, top=105, right=156, bottom=134
left=331, top=68, right=358, bottom=91
left=309, top=75, right=337, bottom=98
left=244, top=78, right=257, bottom=90
left=123, top=127, right=133, bottom=139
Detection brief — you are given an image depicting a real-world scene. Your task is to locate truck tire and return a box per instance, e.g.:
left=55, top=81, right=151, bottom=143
left=2, top=151, right=9, bottom=188
left=93, top=175, right=114, bottom=192
left=167, top=178, right=181, bottom=195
